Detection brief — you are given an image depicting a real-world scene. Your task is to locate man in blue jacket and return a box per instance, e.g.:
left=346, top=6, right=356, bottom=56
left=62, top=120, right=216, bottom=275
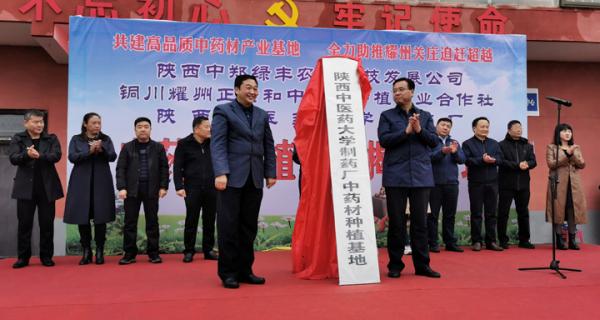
left=378, top=77, right=441, bottom=279
left=462, top=117, right=504, bottom=252
left=211, top=75, right=277, bottom=289
left=427, top=117, right=466, bottom=253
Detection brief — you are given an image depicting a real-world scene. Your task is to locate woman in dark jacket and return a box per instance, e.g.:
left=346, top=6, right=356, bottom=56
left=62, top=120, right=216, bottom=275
left=64, top=113, right=117, bottom=264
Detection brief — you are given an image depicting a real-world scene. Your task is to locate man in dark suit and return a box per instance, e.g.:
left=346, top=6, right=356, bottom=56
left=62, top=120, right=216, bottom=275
left=211, top=74, right=277, bottom=289
left=463, top=117, right=504, bottom=252
left=173, top=116, right=218, bottom=263
left=427, top=117, right=466, bottom=253
left=497, top=120, right=536, bottom=249
left=116, top=117, right=169, bottom=265
left=9, top=109, right=64, bottom=268
left=377, top=78, right=441, bottom=279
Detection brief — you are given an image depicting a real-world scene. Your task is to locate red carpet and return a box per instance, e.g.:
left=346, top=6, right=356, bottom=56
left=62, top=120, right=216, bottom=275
left=1, top=245, right=599, bottom=320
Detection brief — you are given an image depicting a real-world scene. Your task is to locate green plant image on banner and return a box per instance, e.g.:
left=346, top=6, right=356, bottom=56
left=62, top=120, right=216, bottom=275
left=66, top=203, right=522, bottom=255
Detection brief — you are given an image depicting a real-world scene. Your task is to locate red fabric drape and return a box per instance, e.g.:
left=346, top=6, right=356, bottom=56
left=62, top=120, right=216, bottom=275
left=292, top=56, right=371, bottom=279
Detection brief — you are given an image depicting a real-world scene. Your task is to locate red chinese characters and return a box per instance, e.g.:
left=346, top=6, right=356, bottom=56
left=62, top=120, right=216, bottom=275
left=367, top=140, right=383, bottom=179
left=76, top=0, right=118, bottom=18
left=430, top=6, right=461, bottom=32
left=380, top=4, right=414, bottom=30
left=160, top=137, right=179, bottom=171
left=275, top=139, right=296, bottom=180
left=477, top=6, right=508, bottom=34
left=19, top=0, right=63, bottom=22
left=136, top=0, right=174, bottom=21
left=191, top=0, right=230, bottom=24
left=333, top=2, right=365, bottom=29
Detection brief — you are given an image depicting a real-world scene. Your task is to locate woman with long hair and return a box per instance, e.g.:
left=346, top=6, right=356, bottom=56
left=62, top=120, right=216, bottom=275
left=545, top=123, right=587, bottom=250
left=64, top=112, right=117, bottom=264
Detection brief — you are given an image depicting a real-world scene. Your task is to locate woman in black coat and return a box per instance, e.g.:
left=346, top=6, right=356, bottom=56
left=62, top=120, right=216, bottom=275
left=64, top=113, right=117, bottom=265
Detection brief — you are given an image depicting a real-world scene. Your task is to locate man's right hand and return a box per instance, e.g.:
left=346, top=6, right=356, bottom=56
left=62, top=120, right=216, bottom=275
left=118, top=190, right=127, bottom=199
left=483, top=153, right=496, bottom=164
left=27, top=146, right=40, bottom=159
left=215, top=175, right=227, bottom=191
left=176, top=189, right=187, bottom=198
left=405, top=121, right=413, bottom=134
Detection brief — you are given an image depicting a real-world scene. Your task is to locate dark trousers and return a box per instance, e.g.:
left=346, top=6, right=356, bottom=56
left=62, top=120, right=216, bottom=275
left=123, top=183, right=160, bottom=257
left=468, top=182, right=498, bottom=245
left=385, top=187, right=431, bottom=272
left=16, top=195, right=55, bottom=260
left=217, top=177, right=263, bottom=280
left=183, top=188, right=217, bottom=255
left=497, top=188, right=531, bottom=244
left=427, top=184, right=459, bottom=247
left=78, top=223, right=107, bottom=247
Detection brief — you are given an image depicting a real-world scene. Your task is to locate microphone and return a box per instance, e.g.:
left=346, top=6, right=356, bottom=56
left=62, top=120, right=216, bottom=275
left=546, top=96, right=572, bottom=107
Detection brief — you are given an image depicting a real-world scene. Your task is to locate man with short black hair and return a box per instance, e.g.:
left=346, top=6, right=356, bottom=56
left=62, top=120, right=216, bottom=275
left=427, top=117, right=465, bottom=253
left=9, top=109, right=63, bottom=268
left=174, top=116, right=218, bottom=263
left=378, top=77, right=441, bottom=279
left=116, top=117, right=169, bottom=265
left=211, top=75, right=277, bottom=288
left=498, top=120, right=536, bottom=249
left=463, top=117, right=504, bottom=252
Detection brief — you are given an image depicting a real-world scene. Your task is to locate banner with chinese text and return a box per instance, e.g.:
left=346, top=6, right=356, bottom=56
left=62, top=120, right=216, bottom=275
left=323, top=57, right=380, bottom=285
left=68, top=16, right=526, bottom=253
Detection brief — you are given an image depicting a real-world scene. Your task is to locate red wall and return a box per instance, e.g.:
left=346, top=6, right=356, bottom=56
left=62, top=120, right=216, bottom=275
left=0, top=46, right=68, bottom=216
left=528, top=62, right=600, bottom=212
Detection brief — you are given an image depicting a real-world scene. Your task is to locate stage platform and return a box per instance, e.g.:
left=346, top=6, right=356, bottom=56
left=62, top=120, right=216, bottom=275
left=1, top=245, right=599, bottom=319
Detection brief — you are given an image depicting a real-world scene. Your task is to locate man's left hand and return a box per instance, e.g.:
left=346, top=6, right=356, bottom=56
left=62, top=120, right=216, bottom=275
left=411, top=114, right=421, bottom=133
left=266, top=178, right=277, bottom=189
left=158, top=188, right=167, bottom=198
left=519, top=161, right=529, bottom=170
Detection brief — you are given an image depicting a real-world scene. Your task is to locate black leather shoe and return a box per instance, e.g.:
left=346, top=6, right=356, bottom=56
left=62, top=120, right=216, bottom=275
left=148, top=255, right=163, bottom=264
left=41, top=258, right=55, bottom=267
left=239, top=274, right=266, bottom=285
left=486, top=242, right=504, bottom=251
left=568, top=233, right=580, bottom=250
left=183, top=253, right=194, bottom=263
left=518, top=242, right=535, bottom=249
left=79, top=247, right=93, bottom=265
left=415, top=267, right=441, bottom=278
left=500, top=242, right=510, bottom=249
left=387, top=270, right=401, bottom=278
left=204, top=251, right=219, bottom=260
left=118, top=255, right=136, bottom=265
left=223, top=277, right=240, bottom=289
left=556, top=233, right=567, bottom=250
left=472, top=242, right=482, bottom=251
left=429, top=244, right=440, bottom=253
left=12, top=259, right=29, bottom=269
left=95, top=246, right=105, bottom=265
left=445, top=244, right=464, bottom=252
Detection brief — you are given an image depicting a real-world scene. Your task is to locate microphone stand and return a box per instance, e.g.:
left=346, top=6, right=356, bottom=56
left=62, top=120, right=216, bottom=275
left=518, top=101, right=581, bottom=279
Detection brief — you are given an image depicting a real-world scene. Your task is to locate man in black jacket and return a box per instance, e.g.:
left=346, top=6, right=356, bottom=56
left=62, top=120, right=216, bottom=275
left=173, top=116, right=218, bottom=263
left=116, top=117, right=169, bottom=265
left=9, top=109, right=64, bottom=268
left=463, top=117, right=504, bottom=252
left=498, top=120, right=537, bottom=249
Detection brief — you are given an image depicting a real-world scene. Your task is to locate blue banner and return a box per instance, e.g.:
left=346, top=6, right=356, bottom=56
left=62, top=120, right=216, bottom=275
left=68, top=16, right=527, bottom=216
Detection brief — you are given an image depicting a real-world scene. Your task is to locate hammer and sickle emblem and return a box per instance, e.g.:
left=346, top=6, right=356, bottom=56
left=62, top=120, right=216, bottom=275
left=265, top=0, right=299, bottom=27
